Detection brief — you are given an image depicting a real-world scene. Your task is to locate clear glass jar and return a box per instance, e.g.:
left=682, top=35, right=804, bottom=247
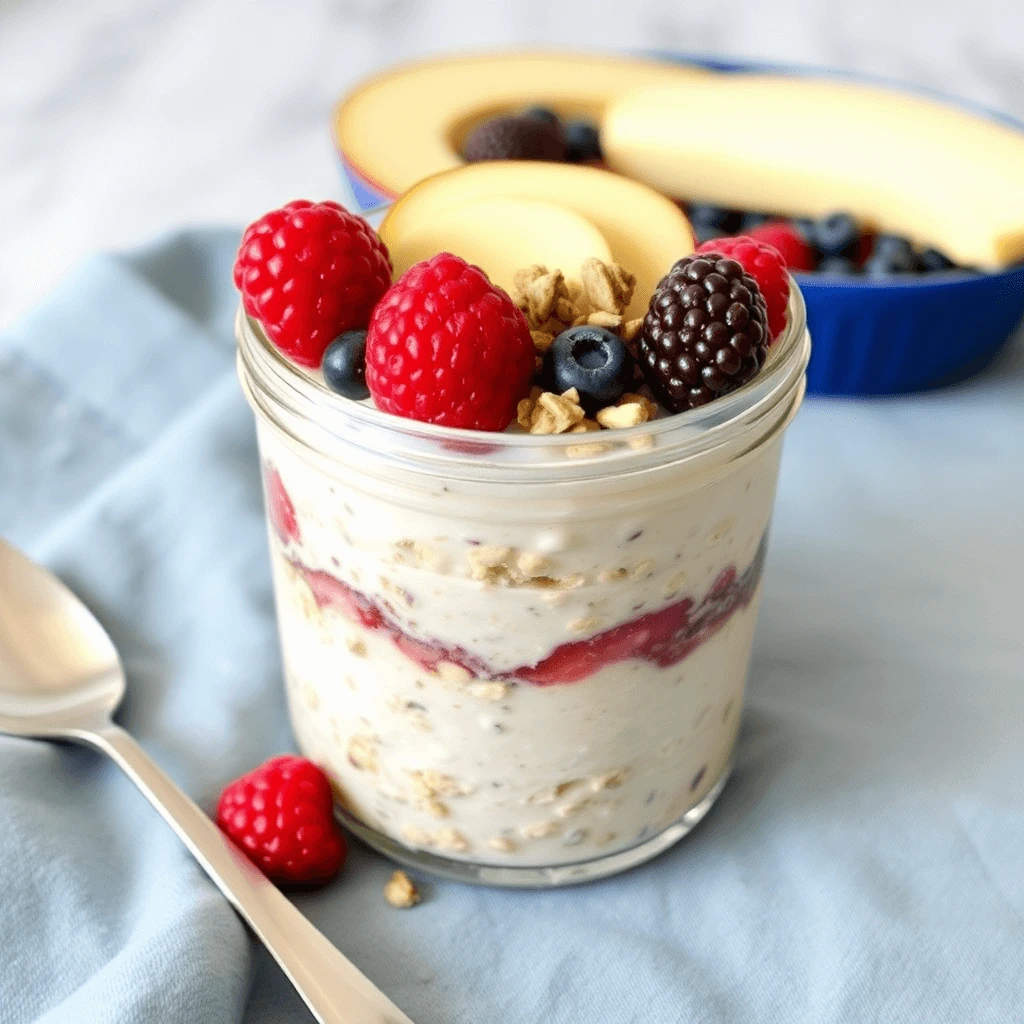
left=236, top=282, right=809, bottom=887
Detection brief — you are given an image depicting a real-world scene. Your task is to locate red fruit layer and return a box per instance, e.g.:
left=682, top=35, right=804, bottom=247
left=264, top=465, right=300, bottom=544
left=289, top=535, right=767, bottom=687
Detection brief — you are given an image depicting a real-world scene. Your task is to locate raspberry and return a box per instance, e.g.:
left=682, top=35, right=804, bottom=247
left=746, top=220, right=816, bottom=273
left=638, top=254, right=769, bottom=412
left=462, top=115, right=567, bottom=163
left=365, top=253, right=535, bottom=431
left=263, top=464, right=300, bottom=544
left=233, top=200, right=391, bottom=368
left=697, top=235, right=790, bottom=339
left=216, top=755, right=347, bottom=885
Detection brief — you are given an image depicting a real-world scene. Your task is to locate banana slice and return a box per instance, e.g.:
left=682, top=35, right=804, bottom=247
left=603, top=76, right=1024, bottom=268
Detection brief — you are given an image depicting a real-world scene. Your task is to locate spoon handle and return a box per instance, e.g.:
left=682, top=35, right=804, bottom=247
left=83, top=722, right=415, bottom=1024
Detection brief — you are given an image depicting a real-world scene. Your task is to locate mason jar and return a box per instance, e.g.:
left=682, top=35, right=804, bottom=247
left=235, top=281, right=809, bottom=887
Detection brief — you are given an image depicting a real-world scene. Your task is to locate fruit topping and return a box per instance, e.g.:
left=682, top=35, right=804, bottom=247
left=747, top=220, right=816, bottom=272
left=806, top=212, right=860, bottom=260
left=264, top=464, right=300, bottom=544
left=864, top=233, right=917, bottom=276
left=543, top=326, right=634, bottom=412
left=740, top=212, right=772, bottom=232
left=564, top=119, right=603, bottom=163
left=696, top=235, right=790, bottom=339
left=817, top=256, right=858, bottom=275
left=233, top=200, right=392, bottom=368
left=462, top=115, right=567, bottom=163
left=918, top=246, right=957, bottom=272
left=365, top=253, right=535, bottom=431
left=686, top=203, right=743, bottom=242
left=216, top=755, right=347, bottom=885
left=638, top=254, right=770, bottom=412
left=322, top=330, right=370, bottom=400
left=521, top=105, right=560, bottom=126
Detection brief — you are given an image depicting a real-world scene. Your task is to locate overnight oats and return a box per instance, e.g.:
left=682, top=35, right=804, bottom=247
left=233, top=168, right=810, bottom=885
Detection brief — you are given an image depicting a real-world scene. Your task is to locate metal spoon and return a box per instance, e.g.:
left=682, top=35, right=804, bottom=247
left=0, top=537, right=414, bottom=1024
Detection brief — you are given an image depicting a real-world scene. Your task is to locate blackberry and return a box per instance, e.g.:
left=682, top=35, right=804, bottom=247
left=638, top=254, right=769, bottom=412
left=462, top=115, right=566, bottom=163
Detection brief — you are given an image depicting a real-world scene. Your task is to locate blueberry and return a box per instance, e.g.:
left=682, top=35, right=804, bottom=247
left=864, top=235, right=917, bottom=276
left=545, top=326, right=633, bottom=412
left=322, top=330, right=369, bottom=399
left=816, top=256, right=859, bottom=275
left=739, top=212, right=772, bottom=232
left=687, top=203, right=743, bottom=236
left=564, top=119, right=602, bottom=162
left=792, top=217, right=817, bottom=242
left=809, top=212, right=860, bottom=258
left=521, top=105, right=560, bottom=126
left=917, top=247, right=956, bottom=273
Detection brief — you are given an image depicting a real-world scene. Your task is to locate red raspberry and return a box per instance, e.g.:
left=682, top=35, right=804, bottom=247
left=234, top=200, right=391, bottom=368
left=365, top=253, right=534, bottom=431
left=216, top=755, right=347, bottom=885
left=263, top=464, right=299, bottom=544
left=746, top=221, right=816, bottom=273
left=697, top=235, right=790, bottom=339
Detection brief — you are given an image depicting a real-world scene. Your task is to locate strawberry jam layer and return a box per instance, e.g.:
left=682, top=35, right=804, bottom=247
left=293, top=533, right=767, bottom=687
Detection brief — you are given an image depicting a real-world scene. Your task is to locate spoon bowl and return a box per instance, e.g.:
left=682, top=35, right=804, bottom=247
left=0, top=538, right=125, bottom=735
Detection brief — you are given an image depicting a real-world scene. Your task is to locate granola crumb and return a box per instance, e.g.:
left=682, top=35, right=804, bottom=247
left=401, top=824, right=434, bottom=847
left=435, top=661, right=472, bottom=685
left=587, top=310, right=623, bottom=329
left=347, top=734, right=379, bottom=773
left=487, top=835, right=518, bottom=853
left=346, top=636, right=367, bottom=657
left=468, top=681, right=509, bottom=702
left=556, top=798, right=592, bottom=818
left=530, top=330, right=555, bottom=354
left=521, top=820, right=560, bottom=840
left=384, top=870, right=421, bottom=908
left=580, top=258, right=634, bottom=315
left=527, top=780, right=580, bottom=805
left=596, top=401, right=649, bottom=429
left=408, top=769, right=473, bottom=798
left=434, top=826, right=470, bottom=852
left=568, top=615, right=601, bottom=634
left=516, top=550, right=550, bottom=576
left=420, top=797, right=449, bottom=819
left=621, top=318, right=644, bottom=342
left=591, top=769, right=627, bottom=792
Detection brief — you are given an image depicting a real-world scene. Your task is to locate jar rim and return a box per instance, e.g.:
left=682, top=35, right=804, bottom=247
left=236, top=276, right=810, bottom=484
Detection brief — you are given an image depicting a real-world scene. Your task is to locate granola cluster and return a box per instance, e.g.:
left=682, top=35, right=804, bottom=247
left=508, top=257, right=661, bottom=440
left=511, top=257, right=642, bottom=349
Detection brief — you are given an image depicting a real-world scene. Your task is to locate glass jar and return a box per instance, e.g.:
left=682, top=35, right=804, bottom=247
left=236, top=283, right=809, bottom=887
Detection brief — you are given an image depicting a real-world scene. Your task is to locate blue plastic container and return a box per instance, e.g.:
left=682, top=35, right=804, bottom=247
left=336, top=54, right=1024, bottom=396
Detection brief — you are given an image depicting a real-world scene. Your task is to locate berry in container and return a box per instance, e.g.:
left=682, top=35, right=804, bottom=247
left=333, top=51, right=1024, bottom=396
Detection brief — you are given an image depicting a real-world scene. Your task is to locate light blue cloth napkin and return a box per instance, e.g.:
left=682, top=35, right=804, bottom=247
left=1, top=229, right=1022, bottom=1024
